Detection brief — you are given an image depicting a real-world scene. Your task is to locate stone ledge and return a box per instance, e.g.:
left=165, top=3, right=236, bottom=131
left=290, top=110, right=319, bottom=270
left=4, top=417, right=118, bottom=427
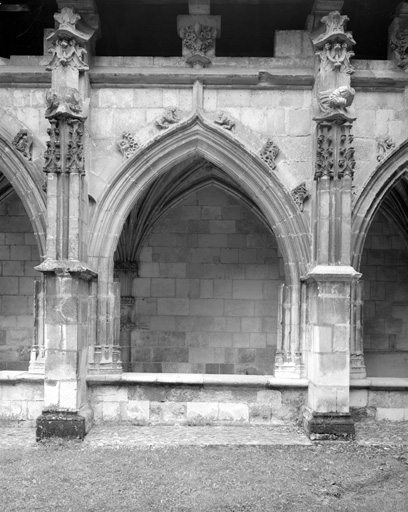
left=351, top=378, right=408, bottom=391
left=0, top=371, right=44, bottom=383
left=87, top=372, right=309, bottom=388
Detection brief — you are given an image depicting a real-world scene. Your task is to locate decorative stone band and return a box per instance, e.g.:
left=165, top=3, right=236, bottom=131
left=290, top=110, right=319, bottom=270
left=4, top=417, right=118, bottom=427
left=12, top=129, right=33, bottom=161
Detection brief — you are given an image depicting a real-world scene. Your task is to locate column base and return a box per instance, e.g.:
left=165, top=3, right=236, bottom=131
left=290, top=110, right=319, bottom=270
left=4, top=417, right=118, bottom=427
left=36, top=404, right=93, bottom=441
left=303, top=407, right=355, bottom=441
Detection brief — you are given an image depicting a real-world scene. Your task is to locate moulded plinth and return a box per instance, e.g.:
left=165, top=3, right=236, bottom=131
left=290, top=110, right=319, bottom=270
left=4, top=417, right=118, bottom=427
left=36, top=410, right=86, bottom=441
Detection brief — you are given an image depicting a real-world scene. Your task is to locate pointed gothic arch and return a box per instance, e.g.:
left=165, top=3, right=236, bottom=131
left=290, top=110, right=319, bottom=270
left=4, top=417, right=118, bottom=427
left=352, top=139, right=408, bottom=271
left=0, top=128, right=46, bottom=256
left=89, top=112, right=311, bottom=283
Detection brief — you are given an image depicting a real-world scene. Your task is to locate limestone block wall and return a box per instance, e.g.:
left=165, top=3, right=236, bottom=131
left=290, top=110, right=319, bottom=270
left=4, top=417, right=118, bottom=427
left=129, top=185, right=283, bottom=375
left=0, top=377, right=44, bottom=425
left=88, top=381, right=306, bottom=425
left=361, top=210, right=408, bottom=377
left=0, top=194, right=40, bottom=370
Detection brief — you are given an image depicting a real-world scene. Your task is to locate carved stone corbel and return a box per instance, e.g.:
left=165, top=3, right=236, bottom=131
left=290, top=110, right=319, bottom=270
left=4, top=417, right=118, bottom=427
left=118, top=132, right=139, bottom=159
left=155, top=107, right=181, bottom=130
left=12, top=129, right=33, bottom=161
left=291, top=183, right=309, bottom=212
left=45, top=87, right=85, bottom=120
left=317, top=85, right=355, bottom=120
left=260, top=139, right=279, bottom=170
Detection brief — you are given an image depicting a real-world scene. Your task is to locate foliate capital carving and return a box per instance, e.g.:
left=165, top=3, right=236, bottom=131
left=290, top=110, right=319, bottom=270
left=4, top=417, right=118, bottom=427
left=118, top=132, right=139, bottom=159
left=121, top=296, right=136, bottom=308
left=315, top=122, right=334, bottom=180
left=155, top=107, right=181, bottom=130
left=317, top=86, right=355, bottom=121
left=45, top=87, right=85, bottom=120
left=214, top=112, right=235, bottom=131
left=291, top=183, right=309, bottom=212
left=44, top=120, right=61, bottom=174
left=46, top=38, right=88, bottom=72
left=376, top=136, right=396, bottom=162
left=178, top=15, right=220, bottom=68
left=316, top=41, right=355, bottom=74
left=12, top=129, right=33, bottom=161
left=338, top=122, right=355, bottom=179
left=312, top=11, right=355, bottom=49
left=260, top=139, right=279, bottom=170
left=66, top=119, right=85, bottom=175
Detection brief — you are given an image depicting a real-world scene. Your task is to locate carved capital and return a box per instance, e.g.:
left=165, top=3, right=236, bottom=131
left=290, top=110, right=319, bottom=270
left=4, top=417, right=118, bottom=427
left=114, top=260, right=139, bottom=277
left=118, top=132, right=139, bottom=159
left=45, top=87, right=85, bottom=120
left=46, top=38, right=88, bottom=71
left=338, top=122, right=355, bottom=179
left=316, top=41, right=355, bottom=74
left=376, top=135, right=396, bottom=162
left=260, top=139, right=279, bottom=170
left=214, top=112, right=235, bottom=131
left=12, top=129, right=33, bottom=161
left=315, top=121, right=334, bottom=179
left=44, top=120, right=61, bottom=174
left=291, top=183, right=309, bottom=212
left=155, top=107, right=181, bottom=130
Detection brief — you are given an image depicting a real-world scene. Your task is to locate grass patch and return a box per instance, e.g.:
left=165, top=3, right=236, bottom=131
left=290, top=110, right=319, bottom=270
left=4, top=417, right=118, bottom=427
left=1, top=443, right=408, bottom=511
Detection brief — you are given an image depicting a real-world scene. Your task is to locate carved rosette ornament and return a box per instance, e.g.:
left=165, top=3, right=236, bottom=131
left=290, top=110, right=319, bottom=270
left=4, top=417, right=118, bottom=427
left=315, top=122, right=334, bottom=179
left=12, top=129, right=33, bottom=161
left=155, top=107, right=181, bottom=130
left=338, top=122, right=355, bottom=179
left=118, top=132, right=139, bottom=159
left=260, top=139, right=279, bottom=170
left=377, top=136, right=396, bottom=162
left=291, top=183, right=309, bottom=212
left=214, top=112, right=235, bottom=131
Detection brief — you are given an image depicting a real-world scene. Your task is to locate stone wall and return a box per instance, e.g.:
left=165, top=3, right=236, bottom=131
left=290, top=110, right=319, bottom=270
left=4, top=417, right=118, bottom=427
left=361, top=210, right=408, bottom=377
left=0, top=193, right=40, bottom=370
left=89, top=381, right=306, bottom=425
left=0, top=375, right=44, bottom=425
left=129, top=185, right=283, bottom=375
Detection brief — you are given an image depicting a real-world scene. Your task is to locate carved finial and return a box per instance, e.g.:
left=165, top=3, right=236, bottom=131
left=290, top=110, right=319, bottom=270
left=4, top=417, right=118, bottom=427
left=291, top=183, right=309, bottom=212
left=12, top=129, right=33, bottom=161
left=54, top=7, right=81, bottom=30
left=314, top=11, right=356, bottom=47
left=214, top=112, right=235, bottom=131
left=376, top=136, right=396, bottom=162
left=155, top=107, right=181, bottom=129
left=118, top=132, right=139, bottom=159
left=260, top=139, right=279, bottom=170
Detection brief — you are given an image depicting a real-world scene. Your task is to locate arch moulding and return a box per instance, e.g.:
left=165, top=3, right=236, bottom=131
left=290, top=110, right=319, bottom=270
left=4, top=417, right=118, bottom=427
left=0, top=128, right=46, bottom=256
left=352, top=139, right=408, bottom=271
left=89, top=112, right=311, bottom=283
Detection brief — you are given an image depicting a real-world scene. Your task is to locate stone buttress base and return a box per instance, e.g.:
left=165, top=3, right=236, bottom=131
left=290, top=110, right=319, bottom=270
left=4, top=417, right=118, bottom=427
left=36, top=404, right=94, bottom=441
left=303, top=407, right=355, bottom=441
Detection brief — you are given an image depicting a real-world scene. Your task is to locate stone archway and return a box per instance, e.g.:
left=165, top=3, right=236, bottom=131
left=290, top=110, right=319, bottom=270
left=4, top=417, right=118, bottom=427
left=352, top=141, right=408, bottom=378
left=88, top=113, right=310, bottom=376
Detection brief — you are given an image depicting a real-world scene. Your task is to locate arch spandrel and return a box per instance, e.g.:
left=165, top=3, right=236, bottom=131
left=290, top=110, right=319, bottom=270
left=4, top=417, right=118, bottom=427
left=352, top=139, right=408, bottom=270
left=89, top=112, right=311, bottom=282
left=0, top=127, right=47, bottom=257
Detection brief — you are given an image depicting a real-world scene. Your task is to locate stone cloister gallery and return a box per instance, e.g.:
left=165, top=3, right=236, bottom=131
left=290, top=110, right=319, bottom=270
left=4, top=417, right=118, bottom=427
left=0, top=0, right=408, bottom=440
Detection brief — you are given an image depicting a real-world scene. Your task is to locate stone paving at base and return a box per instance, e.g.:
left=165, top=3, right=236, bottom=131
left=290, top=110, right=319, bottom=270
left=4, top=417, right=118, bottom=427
left=1, top=420, right=408, bottom=450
